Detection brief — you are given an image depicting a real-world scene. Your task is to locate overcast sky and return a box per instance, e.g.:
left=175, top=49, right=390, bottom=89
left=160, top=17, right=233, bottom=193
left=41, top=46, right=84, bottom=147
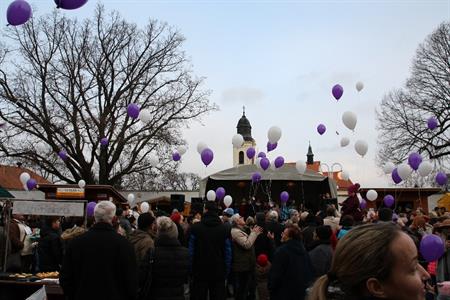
left=1, top=0, right=448, bottom=188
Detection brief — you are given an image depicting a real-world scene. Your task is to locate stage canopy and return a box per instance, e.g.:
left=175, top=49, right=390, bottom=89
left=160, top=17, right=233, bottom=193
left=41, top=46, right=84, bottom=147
left=200, top=163, right=337, bottom=211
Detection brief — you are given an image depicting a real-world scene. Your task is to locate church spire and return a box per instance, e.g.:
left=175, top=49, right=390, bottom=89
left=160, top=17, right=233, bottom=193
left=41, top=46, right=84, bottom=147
left=307, top=142, right=314, bottom=165
left=236, top=107, right=253, bottom=142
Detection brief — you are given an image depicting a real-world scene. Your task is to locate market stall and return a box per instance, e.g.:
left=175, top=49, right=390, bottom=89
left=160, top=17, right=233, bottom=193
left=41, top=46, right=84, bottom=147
left=0, top=198, right=87, bottom=300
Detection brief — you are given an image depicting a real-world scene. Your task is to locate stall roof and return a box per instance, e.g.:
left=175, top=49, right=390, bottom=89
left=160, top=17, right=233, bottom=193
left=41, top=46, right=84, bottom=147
left=205, top=164, right=327, bottom=182
left=37, top=184, right=128, bottom=203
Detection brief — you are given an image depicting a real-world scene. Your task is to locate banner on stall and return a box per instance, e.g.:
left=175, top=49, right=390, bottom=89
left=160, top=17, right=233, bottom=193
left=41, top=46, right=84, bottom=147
left=13, top=200, right=85, bottom=217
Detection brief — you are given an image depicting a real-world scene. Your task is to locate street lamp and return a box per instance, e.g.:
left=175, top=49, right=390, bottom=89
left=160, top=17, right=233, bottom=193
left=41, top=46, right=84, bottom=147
left=319, top=162, right=343, bottom=178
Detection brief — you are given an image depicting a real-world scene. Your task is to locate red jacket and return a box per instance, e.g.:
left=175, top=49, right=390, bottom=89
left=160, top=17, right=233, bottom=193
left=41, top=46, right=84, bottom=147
left=341, top=195, right=363, bottom=222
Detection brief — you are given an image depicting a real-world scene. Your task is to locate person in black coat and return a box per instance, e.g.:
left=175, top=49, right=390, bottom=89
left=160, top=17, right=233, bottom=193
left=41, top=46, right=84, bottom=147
left=308, top=225, right=333, bottom=279
left=268, top=225, right=314, bottom=300
left=265, top=211, right=284, bottom=248
left=37, top=216, right=63, bottom=272
left=189, top=202, right=232, bottom=300
left=60, top=201, right=137, bottom=300
left=148, top=216, right=189, bottom=300
left=254, top=212, right=275, bottom=261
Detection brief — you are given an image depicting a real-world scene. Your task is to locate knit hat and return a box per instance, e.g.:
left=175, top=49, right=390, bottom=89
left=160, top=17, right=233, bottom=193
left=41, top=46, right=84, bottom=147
left=257, top=254, right=268, bottom=267
left=223, top=208, right=234, bottom=217
left=171, top=212, right=182, bottom=224
left=347, top=183, right=360, bottom=194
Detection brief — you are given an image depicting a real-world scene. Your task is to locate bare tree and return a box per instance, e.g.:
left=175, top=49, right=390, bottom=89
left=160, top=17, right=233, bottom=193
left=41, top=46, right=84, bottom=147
left=377, top=22, right=450, bottom=169
left=0, top=6, right=215, bottom=188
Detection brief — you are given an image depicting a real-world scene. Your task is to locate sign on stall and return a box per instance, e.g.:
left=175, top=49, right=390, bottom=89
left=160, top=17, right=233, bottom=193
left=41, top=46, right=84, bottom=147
left=13, top=200, right=85, bottom=217
left=56, top=187, right=85, bottom=199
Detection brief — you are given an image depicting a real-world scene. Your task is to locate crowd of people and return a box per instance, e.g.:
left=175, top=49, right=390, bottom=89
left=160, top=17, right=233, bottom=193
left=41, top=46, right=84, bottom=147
left=1, top=182, right=450, bottom=300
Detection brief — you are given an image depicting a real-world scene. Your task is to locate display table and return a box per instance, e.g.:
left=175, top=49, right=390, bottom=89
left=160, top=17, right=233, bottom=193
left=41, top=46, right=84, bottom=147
left=0, top=278, right=63, bottom=300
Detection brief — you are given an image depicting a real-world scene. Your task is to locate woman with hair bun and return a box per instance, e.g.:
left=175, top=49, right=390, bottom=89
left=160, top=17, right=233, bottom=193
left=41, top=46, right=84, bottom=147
left=308, top=223, right=430, bottom=300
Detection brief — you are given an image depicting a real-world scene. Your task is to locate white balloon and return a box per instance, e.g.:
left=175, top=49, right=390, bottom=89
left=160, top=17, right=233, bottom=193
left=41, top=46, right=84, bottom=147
left=295, top=160, right=307, bottom=174
left=140, top=202, right=150, bottom=213
left=354, top=140, right=368, bottom=157
left=206, top=190, right=216, bottom=201
left=177, top=145, right=187, bottom=155
left=78, top=179, right=86, bottom=189
left=418, top=161, right=433, bottom=177
left=397, top=163, right=412, bottom=180
left=267, top=126, right=282, bottom=143
left=366, top=189, right=378, bottom=201
left=342, top=111, right=358, bottom=131
left=127, top=193, right=135, bottom=203
left=223, top=195, right=233, bottom=208
left=197, top=142, right=208, bottom=154
left=383, top=162, right=396, bottom=174
left=232, top=134, right=244, bottom=148
left=356, top=81, right=364, bottom=92
left=149, top=155, right=159, bottom=167
left=340, top=170, right=350, bottom=181
left=340, top=137, right=350, bottom=147
left=19, top=172, right=30, bottom=185
left=139, top=109, right=151, bottom=123
left=256, top=157, right=262, bottom=169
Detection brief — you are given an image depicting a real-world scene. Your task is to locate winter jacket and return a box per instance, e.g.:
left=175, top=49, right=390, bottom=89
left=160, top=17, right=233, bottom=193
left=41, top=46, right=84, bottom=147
left=38, top=226, right=63, bottom=272
left=268, top=239, right=314, bottom=300
left=256, top=262, right=271, bottom=300
left=341, top=195, right=363, bottom=222
left=8, top=220, right=23, bottom=253
left=266, top=220, right=284, bottom=248
left=149, top=235, right=189, bottom=300
left=61, top=226, right=86, bottom=255
left=231, top=226, right=259, bottom=272
left=308, top=241, right=333, bottom=278
left=189, top=211, right=232, bottom=281
left=128, top=229, right=155, bottom=263
left=60, top=222, right=137, bottom=300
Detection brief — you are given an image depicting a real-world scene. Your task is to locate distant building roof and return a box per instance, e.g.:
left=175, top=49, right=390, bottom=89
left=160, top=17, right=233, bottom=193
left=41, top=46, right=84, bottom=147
left=0, top=165, right=51, bottom=190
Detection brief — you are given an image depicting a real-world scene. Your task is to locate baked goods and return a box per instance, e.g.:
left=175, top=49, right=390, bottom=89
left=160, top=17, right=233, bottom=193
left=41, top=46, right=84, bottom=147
left=36, top=271, right=59, bottom=279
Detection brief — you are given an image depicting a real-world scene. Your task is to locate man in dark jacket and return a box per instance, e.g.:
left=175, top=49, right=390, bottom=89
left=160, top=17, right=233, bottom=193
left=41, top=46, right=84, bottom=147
left=128, top=212, right=156, bottom=263
left=60, top=201, right=137, bottom=300
left=38, top=216, right=63, bottom=272
left=189, top=201, right=231, bottom=300
left=308, top=225, right=333, bottom=279
left=268, top=225, right=314, bottom=300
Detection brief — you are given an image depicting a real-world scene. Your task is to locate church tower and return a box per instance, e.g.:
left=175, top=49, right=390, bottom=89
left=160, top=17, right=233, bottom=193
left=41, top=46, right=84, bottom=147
left=307, top=142, right=314, bottom=165
left=233, top=107, right=256, bottom=167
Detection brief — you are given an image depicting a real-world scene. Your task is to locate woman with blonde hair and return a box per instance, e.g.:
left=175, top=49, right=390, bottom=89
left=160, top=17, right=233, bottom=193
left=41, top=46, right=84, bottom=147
left=308, top=223, right=430, bottom=300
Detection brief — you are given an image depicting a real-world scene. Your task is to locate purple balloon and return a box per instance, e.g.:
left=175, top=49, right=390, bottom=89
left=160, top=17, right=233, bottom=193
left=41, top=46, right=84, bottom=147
left=246, top=147, right=256, bottom=159
left=267, top=142, right=278, bottom=152
left=216, top=187, right=226, bottom=200
left=317, top=124, right=326, bottom=135
left=127, top=103, right=140, bottom=119
left=420, top=234, right=445, bottom=262
left=360, top=199, right=367, bottom=209
left=427, top=117, right=438, bottom=130
left=274, top=156, right=284, bottom=168
left=26, top=178, right=37, bottom=190
left=408, top=152, right=422, bottom=171
left=58, top=150, right=68, bottom=161
left=383, top=194, right=395, bottom=207
left=172, top=151, right=181, bottom=162
left=280, top=191, right=289, bottom=203
left=100, top=137, right=109, bottom=147
left=7, top=0, right=32, bottom=26
left=257, top=152, right=266, bottom=158
left=260, top=157, right=270, bottom=171
left=391, top=168, right=402, bottom=184
left=436, top=172, right=448, bottom=186
left=54, top=0, right=88, bottom=10
left=252, top=172, right=262, bottom=183
left=201, top=148, right=214, bottom=166
left=332, top=84, right=344, bottom=100
left=86, top=201, right=96, bottom=217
